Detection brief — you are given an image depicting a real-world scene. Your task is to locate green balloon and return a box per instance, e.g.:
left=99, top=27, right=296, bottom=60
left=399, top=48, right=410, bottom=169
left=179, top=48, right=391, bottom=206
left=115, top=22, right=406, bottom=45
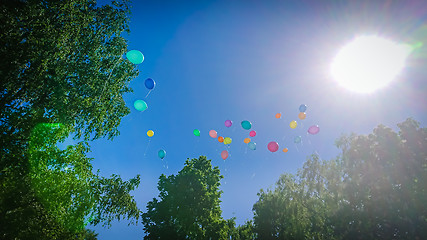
left=134, top=100, right=148, bottom=111
left=158, top=149, right=166, bottom=159
left=241, top=120, right=252, bottom=130
left=126, top=50, right=144, bottom=64
left=193, top=129, right=200, bottom=136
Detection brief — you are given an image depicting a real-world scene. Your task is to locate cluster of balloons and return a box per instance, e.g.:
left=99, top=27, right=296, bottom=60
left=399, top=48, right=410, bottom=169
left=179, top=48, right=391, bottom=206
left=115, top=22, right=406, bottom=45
left=127, top=50, right=167, bottom=161
left=268, top=104, right=320, bottom=153
left=133, top=78, right=156, bottom=112
left=216, top=120, right=258, bottom=159
left=128, top=50, right=157, bottom=113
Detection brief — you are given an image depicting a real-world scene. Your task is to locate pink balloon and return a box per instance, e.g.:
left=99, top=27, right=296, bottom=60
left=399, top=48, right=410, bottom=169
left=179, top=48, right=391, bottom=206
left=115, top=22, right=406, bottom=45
left=209, top=130, right=217, bottom=138
left=308, top=125, right=320, bottom=135
left=249, top=130, right=256, bottom=137
left=267, top=141, right=279, bottom=152
left=221, top=150, right=229, bottom=160
left=225, top=120, right=232, bottom=128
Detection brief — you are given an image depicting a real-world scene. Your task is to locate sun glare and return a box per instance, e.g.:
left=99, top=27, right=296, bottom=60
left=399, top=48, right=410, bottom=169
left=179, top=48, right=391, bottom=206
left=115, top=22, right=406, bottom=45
left=330, top=35, right=413, bottom=93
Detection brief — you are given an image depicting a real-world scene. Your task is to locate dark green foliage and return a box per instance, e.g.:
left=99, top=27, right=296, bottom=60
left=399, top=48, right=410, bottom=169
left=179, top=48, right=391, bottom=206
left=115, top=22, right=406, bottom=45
left=142, top=156, right=229, bottom=240
left=0, top=0, right=141, bottom=238
left=227, top=218, right=256, bottom=240
left=252, top=118, right=426, bottom=240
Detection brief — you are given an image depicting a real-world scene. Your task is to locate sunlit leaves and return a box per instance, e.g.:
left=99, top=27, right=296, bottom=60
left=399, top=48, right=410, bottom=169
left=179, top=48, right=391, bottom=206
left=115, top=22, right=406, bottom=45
left=142, top=156, right=228, bottom=240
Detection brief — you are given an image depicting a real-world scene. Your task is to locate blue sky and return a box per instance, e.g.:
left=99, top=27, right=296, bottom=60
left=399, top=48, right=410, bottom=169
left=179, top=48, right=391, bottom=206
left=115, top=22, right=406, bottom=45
left=89, top=0, right=427, bottom=238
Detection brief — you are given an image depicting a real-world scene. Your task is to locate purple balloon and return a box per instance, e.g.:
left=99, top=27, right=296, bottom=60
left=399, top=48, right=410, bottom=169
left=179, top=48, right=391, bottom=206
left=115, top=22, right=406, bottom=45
left=308, top=125, right=320, bottom=135
left=225, top=120, right=233, bottom=128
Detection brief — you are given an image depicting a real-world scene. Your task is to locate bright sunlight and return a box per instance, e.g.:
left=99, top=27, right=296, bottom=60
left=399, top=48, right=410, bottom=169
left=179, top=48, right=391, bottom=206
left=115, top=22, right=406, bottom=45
left=330, top=35, right=413, bottom=93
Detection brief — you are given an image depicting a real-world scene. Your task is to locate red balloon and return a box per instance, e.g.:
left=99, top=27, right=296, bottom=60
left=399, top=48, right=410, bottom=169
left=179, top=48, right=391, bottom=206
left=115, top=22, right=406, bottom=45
left=221, top=150, right=228, bottom=160
left=267, top=141, right=279, bottom=152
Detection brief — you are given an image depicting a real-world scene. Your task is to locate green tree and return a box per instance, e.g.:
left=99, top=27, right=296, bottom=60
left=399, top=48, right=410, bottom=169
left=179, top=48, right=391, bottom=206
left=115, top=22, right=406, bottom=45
left=227, top=218, right=256, bottom=240
left=142, top=156, right=229, bottom=240
left=252, top=118, right=426, bottom=239
left=1, top=0, right=141, bottom=238
left=333, top=118, right=427, bottom=239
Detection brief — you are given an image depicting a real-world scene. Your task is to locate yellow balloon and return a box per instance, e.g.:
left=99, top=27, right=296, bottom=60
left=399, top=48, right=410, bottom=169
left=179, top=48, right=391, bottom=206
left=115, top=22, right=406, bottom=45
left=290, top=120, right=297, bottom=129
left=147, top=130, right=154, bottom=137
left=224, top=137, right=232, bottom=145
left=244, top=138, right=251, bottom=144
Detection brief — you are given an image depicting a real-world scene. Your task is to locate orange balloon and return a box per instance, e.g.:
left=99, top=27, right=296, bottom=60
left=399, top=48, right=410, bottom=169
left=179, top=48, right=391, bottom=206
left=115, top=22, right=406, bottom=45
left=244, top=138, right=251, bottom=144
left=298, top=112, right=306, bottom=120
left=283, top=148, right=288, bottom=153
left=218, top=136, right=224, bottom=143
left=275, top=113, right=281, bottom=119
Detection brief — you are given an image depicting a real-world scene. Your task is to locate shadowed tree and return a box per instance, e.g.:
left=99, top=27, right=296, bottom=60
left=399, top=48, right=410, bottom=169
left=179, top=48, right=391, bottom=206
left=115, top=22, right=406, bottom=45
left=0, top=0, right=142, bottom=238
left=252, top=118, right=426, bottom=240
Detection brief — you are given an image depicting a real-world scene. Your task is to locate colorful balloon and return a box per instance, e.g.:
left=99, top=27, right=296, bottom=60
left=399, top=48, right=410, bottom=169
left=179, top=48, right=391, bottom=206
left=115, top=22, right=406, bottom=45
left=275, top=113, right=282, bottom=119
left=147, top=130, right=154, bottom=137
left=248, top=142, right=256, bottom=150
left=283, top=148, right=289, bottom=153
left=225, top=120, right=233, bottom=127
left=249, top=130, right=256, bottom=137
left=158, top=149, right=166, bottom=159
left=241, top=120, right=252, bottom=130
left=193, top=129, right=200, bottom=136
left=298, top=112, right=306, bottom=120
left=244, top=138, right=251, bottom=143
left=144, top=78, right=156, bottom=90
left=267, top=141, right=279, bottom=152
left=299, top=104, right=307, bottom=112
left=126, top=50, right=144, bottom=64
left=221, top=150, right=228, bottom=160
left=290, top=120, right=297, bottom=129
left=209, top=130, right=217, bottom=138
left=134, top=100, right=148, bottom=112
left=218, top=136, right=224, bottom=143
left=224, top=137, right=232, bottom=145
left=294, top=136, right=302, bottom=143
left=308, top=125, right=320, bottom=135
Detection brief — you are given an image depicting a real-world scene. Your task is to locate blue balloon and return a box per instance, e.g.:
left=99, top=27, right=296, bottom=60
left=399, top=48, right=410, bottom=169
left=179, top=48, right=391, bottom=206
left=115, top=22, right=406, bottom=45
left=299, top=104, right=307, bottom=112
left=248, top=142, right=256, bottom=150
left=145, top=78, right=156, bottom=90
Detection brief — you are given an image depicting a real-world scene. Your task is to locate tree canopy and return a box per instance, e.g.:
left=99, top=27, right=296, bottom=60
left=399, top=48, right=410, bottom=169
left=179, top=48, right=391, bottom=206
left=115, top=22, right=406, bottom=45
left=252, top=118, right=426, bottom=239
left=0, top=0, right=141, bottom=238
left=142, top=156, right=229, bottom=240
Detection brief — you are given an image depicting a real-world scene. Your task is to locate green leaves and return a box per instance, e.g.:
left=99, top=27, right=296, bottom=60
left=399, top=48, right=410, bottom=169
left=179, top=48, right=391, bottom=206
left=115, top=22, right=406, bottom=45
left=252, top=118, right=427, bottom=240
left=1, top=0, right=141, bottom=238
left=142, top=156, right=228, bottom=240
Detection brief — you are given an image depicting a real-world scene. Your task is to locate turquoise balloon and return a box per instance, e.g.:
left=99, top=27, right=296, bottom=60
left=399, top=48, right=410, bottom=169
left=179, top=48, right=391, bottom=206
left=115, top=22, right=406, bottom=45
left=134, top=100, right=148, bottom=111
left=294, top=136, right=302, bottom=144
left=241, top=120, right=252, bottom=130
left=126, top=50, right=144, bottom=64
left=248, top=142, right=256, bottom=150
left=158, top=149, right=166, bottom=159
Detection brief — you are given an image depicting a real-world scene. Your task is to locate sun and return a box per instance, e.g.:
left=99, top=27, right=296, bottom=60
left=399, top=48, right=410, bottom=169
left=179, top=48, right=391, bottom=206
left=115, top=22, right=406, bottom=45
left=330, top=35, right=413, bottom=93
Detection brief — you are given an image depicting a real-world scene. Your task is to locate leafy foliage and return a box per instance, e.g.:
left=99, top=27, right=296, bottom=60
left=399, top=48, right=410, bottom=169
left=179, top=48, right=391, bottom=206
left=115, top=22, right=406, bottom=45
left=142, top=156, right=229, bottom=240
left=252, top=118, right=427, bottom=239
left=0, top=0, right=141, bottom=238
